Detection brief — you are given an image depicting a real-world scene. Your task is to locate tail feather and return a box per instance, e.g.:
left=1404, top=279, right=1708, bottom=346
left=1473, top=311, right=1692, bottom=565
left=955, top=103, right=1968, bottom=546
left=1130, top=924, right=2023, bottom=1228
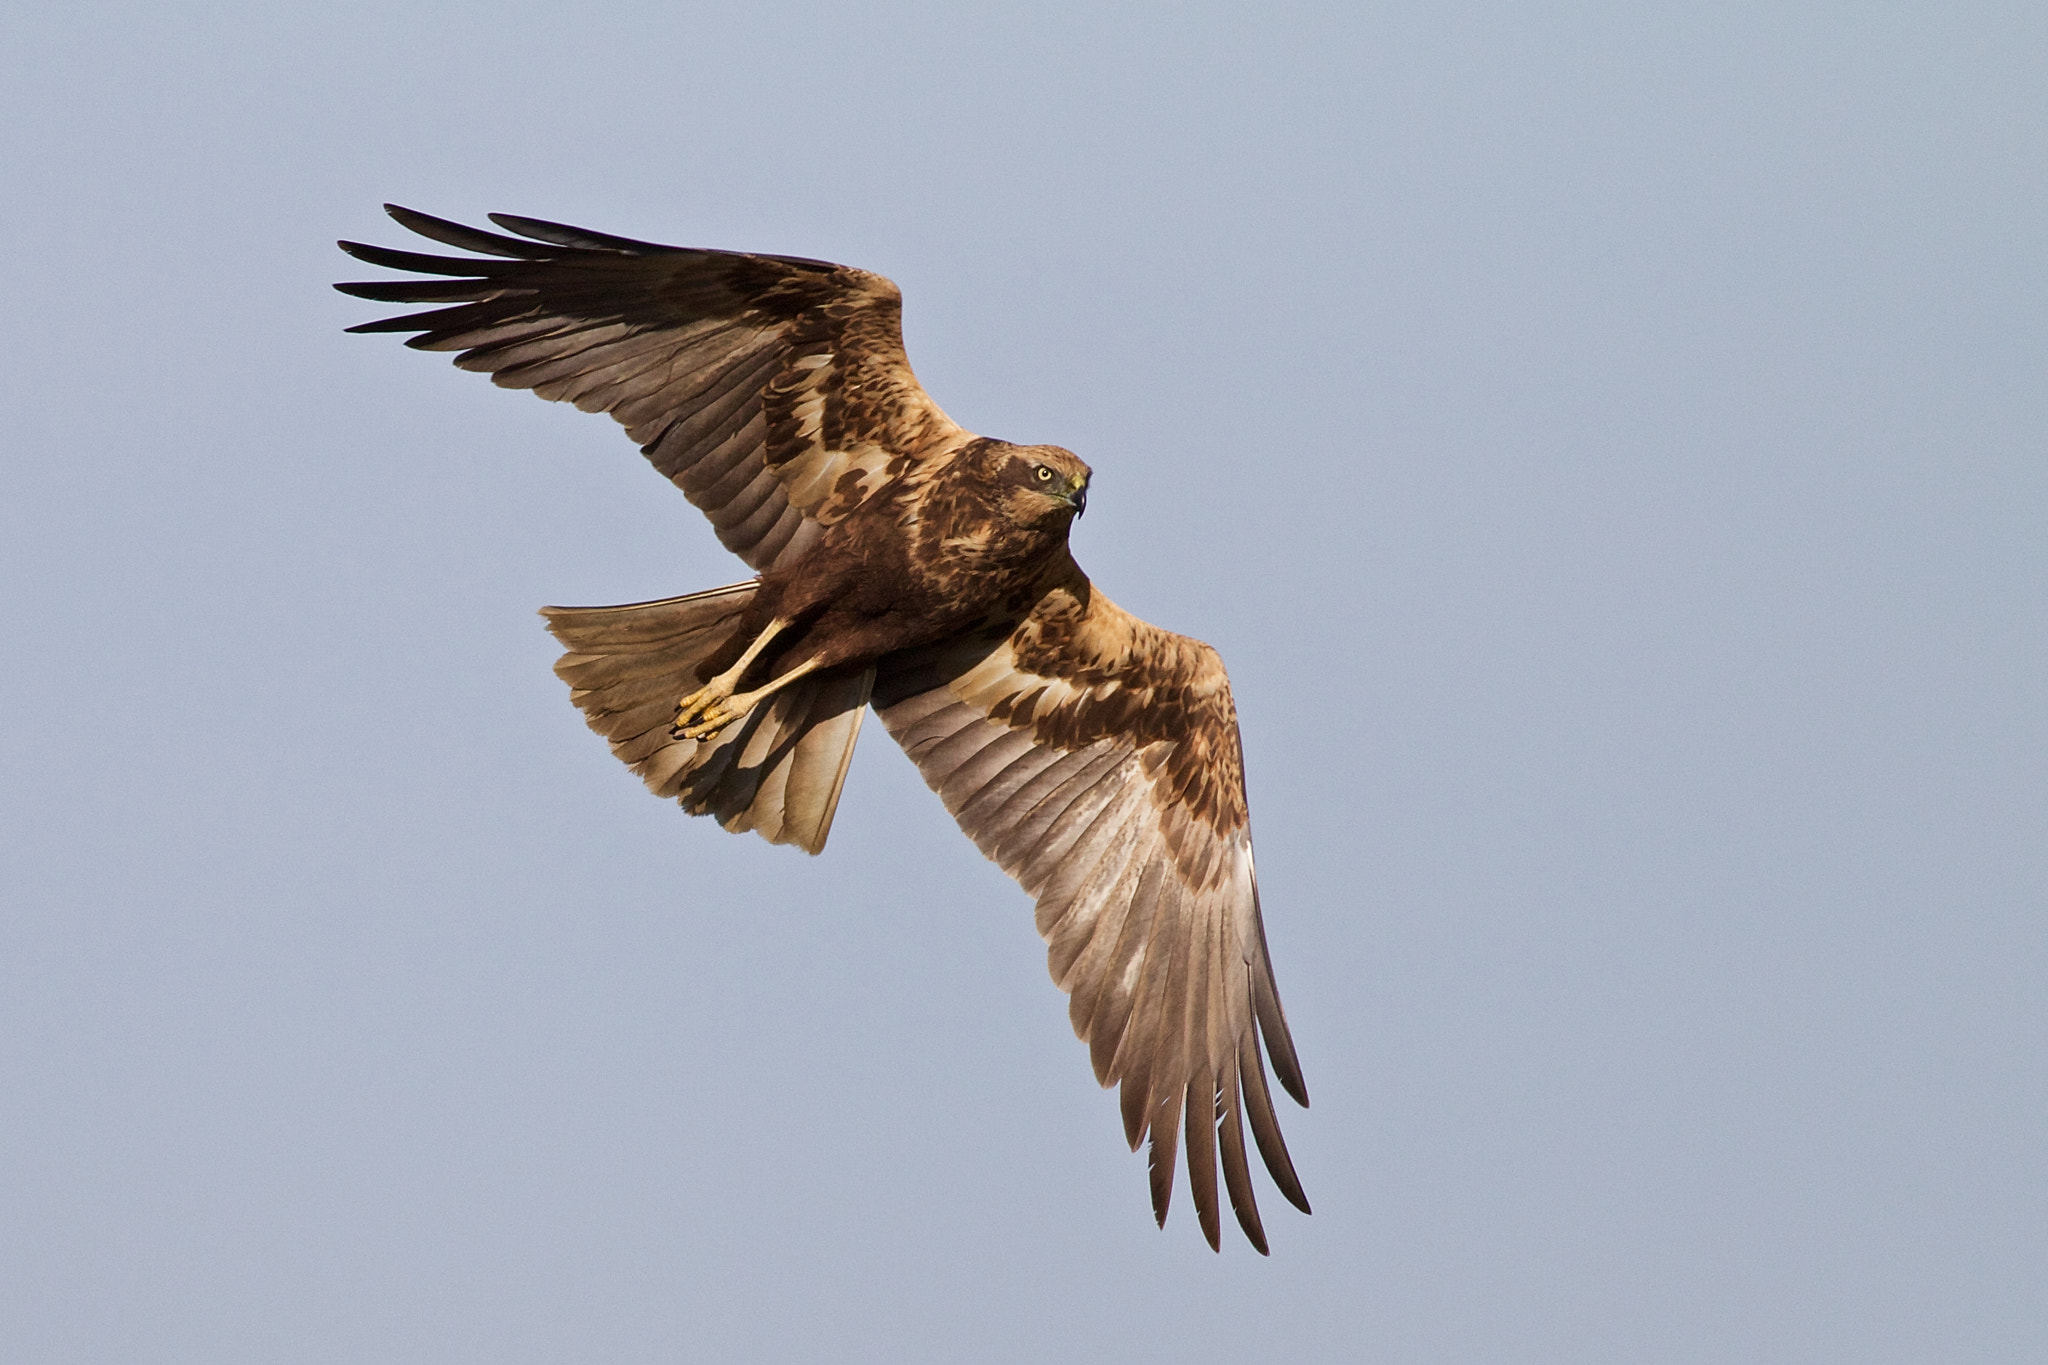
left=540, top=583, right=871, bottom=854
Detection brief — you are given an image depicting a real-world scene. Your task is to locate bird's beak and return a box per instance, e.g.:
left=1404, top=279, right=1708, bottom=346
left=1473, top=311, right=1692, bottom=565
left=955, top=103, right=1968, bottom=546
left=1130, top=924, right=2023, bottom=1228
left=1069, top=478, right=1088, bottom=516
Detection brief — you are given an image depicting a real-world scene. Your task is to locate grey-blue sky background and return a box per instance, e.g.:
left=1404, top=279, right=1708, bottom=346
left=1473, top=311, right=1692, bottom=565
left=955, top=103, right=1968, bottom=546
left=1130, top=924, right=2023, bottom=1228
left=2, top=3, right=2042, bottom=1361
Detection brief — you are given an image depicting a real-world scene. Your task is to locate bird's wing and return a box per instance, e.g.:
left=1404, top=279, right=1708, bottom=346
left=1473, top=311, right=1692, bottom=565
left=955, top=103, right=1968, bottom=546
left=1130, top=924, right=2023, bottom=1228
left=871, top=573, right=1309, bottom=1253
left=336, top=206, right=968, bottom=572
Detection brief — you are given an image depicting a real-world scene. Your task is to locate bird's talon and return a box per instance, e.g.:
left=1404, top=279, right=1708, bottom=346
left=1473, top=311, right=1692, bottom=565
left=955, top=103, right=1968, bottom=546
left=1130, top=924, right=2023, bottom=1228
left=673, top=699, right=739, bottom=741
left=672, top=683, right=735, bottom=739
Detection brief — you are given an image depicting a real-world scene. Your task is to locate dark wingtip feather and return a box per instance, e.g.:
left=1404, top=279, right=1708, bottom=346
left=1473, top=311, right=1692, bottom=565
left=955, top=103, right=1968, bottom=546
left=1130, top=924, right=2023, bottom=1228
left=1239, top=1028, right=1312, bottom=1216
left=1119, top=1073, right=1149, bottom=1151
left=487, top=211, right=673, bottom=255
left=1185, top=1080, right=1222, bottom=1251
left=345, top=311, right=467, bottom=334
left=485, top=212, right=847, bottom=274
left=1216, top=1061, right=1271, bottom=1254
left=333, top=240, right=510, bottom=278
left=333, top=278, right=510, bottom=304
left=384, top=204, right=559, bottom=259
left=1248, top=888, right=1310, bottom=1107
left=333, top=279, right=403, bottom=300
left=1253, top=967, right=1310, bottom=1108
left=1145, top=1092, right=1183, bottom=1230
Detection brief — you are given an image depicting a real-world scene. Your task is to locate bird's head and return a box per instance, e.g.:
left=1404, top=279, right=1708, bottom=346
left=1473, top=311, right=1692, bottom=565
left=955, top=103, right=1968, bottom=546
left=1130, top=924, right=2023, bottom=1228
left=991, top=443, right=1091, bottom=527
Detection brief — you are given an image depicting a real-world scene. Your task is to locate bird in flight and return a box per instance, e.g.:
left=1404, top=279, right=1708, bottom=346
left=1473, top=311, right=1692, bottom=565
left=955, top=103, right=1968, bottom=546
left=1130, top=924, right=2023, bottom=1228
left=336, top=206, right=1310, bottom=1252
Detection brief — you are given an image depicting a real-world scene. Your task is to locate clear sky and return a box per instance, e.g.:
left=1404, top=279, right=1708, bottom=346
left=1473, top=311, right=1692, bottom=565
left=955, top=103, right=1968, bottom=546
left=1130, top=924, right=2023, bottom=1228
left=2, top=3, right=2042, bottom=1361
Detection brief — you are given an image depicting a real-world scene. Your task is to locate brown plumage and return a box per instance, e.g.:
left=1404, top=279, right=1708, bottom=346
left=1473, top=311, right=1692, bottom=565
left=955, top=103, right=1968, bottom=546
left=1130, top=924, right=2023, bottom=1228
left=336, top=206, right=1310, bottom=1252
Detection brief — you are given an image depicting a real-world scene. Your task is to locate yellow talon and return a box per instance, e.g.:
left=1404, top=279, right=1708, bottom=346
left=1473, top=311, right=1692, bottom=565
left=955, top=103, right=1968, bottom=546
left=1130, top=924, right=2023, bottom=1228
left=668, top=652, right=828, bottom=741
left=670, top=684, right=734, bottom=740
left=677, top=703, right=740, bottom=741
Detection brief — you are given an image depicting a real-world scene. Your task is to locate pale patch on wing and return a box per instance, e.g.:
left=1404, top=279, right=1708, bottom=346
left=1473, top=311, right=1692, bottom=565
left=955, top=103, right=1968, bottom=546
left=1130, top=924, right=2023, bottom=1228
left=774, top=438, right=898, bottom=523
left=758, top=346, right=905, bottom=523
left=952, top=639, right=1091, bottom=724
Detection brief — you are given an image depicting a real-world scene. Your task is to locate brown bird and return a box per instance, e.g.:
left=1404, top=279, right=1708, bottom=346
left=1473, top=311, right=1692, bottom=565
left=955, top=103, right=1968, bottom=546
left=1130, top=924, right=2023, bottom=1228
left=335, top=206, right=1310, bottom=1252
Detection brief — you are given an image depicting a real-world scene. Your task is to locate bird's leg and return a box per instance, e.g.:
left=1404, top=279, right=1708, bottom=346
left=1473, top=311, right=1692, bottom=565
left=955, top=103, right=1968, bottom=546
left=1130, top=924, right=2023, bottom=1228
left=672, top=657, right=827, bottom=742
left=672, top=617, right=792, bottom=739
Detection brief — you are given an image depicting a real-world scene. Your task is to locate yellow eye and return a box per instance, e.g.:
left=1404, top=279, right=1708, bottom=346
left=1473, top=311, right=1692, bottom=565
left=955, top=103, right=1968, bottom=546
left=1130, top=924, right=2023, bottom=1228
left=1035, top=465, right=1053, bottom=482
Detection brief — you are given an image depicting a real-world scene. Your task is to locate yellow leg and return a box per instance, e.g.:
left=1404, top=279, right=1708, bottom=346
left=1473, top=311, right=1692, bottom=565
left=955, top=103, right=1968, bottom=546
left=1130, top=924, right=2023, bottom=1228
left=673, top=657, right=827, bottom=741
left=671, top=618, right=791, bottom=739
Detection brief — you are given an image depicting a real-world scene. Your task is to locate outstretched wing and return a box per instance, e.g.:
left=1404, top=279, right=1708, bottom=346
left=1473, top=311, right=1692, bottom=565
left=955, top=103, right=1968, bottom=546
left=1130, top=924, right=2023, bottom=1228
left=336, top=206, right=968, bottom=571
left=871, top=571, right=1310, bottom=1253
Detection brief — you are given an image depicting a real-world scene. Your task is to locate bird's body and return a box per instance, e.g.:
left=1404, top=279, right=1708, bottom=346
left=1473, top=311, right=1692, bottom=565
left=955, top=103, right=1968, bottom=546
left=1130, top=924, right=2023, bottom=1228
left=715, top=439, right=1094, bottom=692
left=337, top=207, right=1310, bottom=1252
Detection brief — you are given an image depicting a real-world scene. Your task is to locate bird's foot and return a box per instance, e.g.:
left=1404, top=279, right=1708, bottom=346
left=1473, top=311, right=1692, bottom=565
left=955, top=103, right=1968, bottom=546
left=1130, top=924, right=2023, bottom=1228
left=671, top=684, right=742, bottom=741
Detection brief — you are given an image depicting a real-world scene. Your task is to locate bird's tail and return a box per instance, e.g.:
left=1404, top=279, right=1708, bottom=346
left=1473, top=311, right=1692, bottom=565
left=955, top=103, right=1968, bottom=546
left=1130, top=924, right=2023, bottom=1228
left=541, top=582, right=872, bottom=854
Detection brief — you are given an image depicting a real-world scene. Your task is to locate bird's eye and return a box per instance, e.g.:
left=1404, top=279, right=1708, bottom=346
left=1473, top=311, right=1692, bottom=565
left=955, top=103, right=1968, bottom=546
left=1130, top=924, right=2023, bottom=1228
left=1034, top=465, right=1053, bottom=482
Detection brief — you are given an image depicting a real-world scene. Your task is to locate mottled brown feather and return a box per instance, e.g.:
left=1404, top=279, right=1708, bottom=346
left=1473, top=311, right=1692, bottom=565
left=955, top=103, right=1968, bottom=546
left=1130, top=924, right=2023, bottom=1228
left=338, top=205, right=968, bottom=572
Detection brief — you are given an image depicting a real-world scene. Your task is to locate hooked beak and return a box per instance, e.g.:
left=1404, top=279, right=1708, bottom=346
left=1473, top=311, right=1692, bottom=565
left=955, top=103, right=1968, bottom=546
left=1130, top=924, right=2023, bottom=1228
left=1068, top=477, right=1088, bottom=516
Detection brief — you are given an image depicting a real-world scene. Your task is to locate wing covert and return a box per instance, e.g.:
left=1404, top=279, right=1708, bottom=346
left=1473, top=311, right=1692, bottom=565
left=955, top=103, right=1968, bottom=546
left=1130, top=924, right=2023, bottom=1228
left=336, top=205, right=968, bottom=571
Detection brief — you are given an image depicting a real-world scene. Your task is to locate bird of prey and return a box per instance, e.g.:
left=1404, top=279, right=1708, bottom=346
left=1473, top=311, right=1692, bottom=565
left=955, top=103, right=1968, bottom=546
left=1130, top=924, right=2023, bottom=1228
left=335, top=206, right=1310, bottom=1252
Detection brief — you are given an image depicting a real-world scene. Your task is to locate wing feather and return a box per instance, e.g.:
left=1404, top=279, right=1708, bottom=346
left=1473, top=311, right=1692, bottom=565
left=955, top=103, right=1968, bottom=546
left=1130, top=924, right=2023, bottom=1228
left=1239, top=1024, right=1311, bottom=1215
left=1016, top=753, right=1143, bottom=896
left=1184, top=1074, right=1221, bottom=1249
left=748, top=508, right=818, bottom=568
left=872, top=576, right=1309, bottom=1251
left=936, top=727, right=1039, bottom=813
left=338, top=205, right=969, bottom=572
left=1093, top=850, right=1174, bottom=1091
left=1215, top=1051, right=1270, bottom=1253
left=1046, top=799, right=1152, bottom=999
left=992, top=747, right=1131, bottom=878
left=1035, top=780, right=1150, bottom=947
left=956, top=742, right=1083, bottom=831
